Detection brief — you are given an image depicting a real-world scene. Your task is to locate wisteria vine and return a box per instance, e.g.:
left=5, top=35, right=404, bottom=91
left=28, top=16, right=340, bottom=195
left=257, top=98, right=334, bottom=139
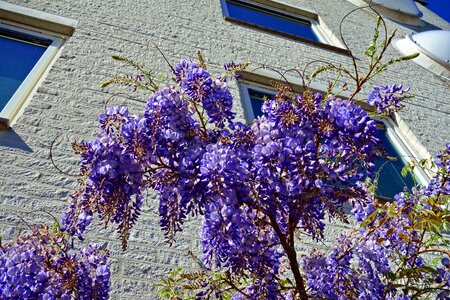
left=56, top=49, right=450, bottom=299
left=2, top=51, right=448, bottom=298
left=1, top=8, right=447, bottom=298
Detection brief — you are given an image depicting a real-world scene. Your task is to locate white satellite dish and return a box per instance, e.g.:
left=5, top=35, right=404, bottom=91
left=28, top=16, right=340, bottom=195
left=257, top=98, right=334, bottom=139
left=393, top=30, right=450, bottom=79
left=365, top=0, right=422, bottom=17
left=345, top=0, right=424, bottom=26
left=409, top=30, right=450, bottom=66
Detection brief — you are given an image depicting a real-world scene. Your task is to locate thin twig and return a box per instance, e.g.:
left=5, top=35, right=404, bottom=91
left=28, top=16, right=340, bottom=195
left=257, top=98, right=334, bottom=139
left=152, top=42, right=176, bottom=74
left=49, top=135, right=81, bottom=177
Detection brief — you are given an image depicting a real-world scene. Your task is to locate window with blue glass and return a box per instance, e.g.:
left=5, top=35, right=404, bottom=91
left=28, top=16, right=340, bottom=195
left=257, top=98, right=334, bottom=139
left=0, top=25, right=62, bottom=126
left=239, top=85, right=421, bottom=199
left=373, top=123, right=416, bottom=199
left=221, top=0, right=324, bottom=44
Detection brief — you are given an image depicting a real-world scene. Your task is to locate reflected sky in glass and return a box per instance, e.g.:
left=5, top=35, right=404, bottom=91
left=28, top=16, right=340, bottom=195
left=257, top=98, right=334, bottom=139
left=226, top=0, right=320, bottom=42
left=0, top=36, right=46, bottom=111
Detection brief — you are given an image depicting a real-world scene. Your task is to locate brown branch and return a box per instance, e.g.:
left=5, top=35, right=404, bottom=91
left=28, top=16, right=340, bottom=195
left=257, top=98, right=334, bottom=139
left=269, top=215, right=308, bottom=300
left=222, top=272, right=250, bottom=299
left=49, top=135, right=81, bottom=177
left=417, top=248, right=450, bottom=257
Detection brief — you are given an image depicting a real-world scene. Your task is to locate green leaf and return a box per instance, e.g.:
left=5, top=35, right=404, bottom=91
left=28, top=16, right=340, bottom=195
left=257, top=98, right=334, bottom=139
left=111, top=54, right=127, bottom=61
left=419, top=158, right=428, bottom=168
left=311, top=65, right=334, bottom=78
left=361, top=209, right=379, bottom=228
left=387, top=203, right=398, bottom=217
left=385, top=52, right=420, bottom=68
left=378, top=215, right=388, bottom=227
left=170, top=267, right=184, bottom=277
left=365, top=16, right=381, bottom=63
left=167, top=277, right=174, bottom=286
left=432, top=257, right=442, bottom=266
left=401, top=164, right=410, bottom=177
left=51, top=221, right=60, bottom=231
left=386, top=227, right=395, bottom=236
left=197, top=50, right=207, bottom=69
left=107, top=55, right=158, bottom=91
left=377, top=237, right=385, bottom=243
left=417, top=266, right=438, bottom=274
left=399, top=52, right=420, bottom=61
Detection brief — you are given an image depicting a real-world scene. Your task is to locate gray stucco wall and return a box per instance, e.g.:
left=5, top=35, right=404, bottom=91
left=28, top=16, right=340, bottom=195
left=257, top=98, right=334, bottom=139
left=0, top=0, right=449, bottom=298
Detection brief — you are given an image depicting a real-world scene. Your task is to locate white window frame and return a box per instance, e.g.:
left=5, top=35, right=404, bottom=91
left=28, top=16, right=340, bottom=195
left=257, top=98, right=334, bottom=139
left=238, top=82, right=430, bottom=187
left=0, top=23, right=63, bottom=126
left=0, top=1, right=78, bottom=127
left=238, top=82, right=274, bottom=122
left=221, top=0, right=329, bottom=43
left=380, top=117, right=429, bottom=186
left=220, top=0, right=348, bottom=53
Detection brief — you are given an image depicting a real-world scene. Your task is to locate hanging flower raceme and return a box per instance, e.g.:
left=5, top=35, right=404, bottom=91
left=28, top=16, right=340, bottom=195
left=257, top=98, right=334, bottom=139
left=63, top=55, right=439, bottom=297
left=176, top=59, right=235, bottom=127
left=61, top=128, right=145, bottom=248
left=367, top=84, right=410, bottom=115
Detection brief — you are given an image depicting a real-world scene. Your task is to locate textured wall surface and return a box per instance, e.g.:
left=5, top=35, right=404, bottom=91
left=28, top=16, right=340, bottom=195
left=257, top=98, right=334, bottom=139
left=0, top=0, right=449, bottom=298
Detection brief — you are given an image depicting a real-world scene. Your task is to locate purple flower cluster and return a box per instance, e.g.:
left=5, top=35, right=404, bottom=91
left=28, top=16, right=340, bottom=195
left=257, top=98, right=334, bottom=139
left=433, top=143, right=450, bottom=192
left=178, top=60, right=235, bottom=127
left=62, top=108, right=145, bottom=246
left=303, top=236, right=390, bottom=300
left=434, top=260, right=450, bottom=300
left=63, top=54, right=448, bottom=297
left=194, top=89, right=382, bottom=294
left=223, top=61, right=249, bottom=80
left=0, top=226, right=109, bottom=299
left=62, top=59, right=239, bottom=248
left=302, top=217, right=414, bottom=299
left=367, top=84, right=410, bottom=115
left=199, top=143, right=281, bottom=297
left=303, top=144, right=450, bottom=299
left=251, top=92, right=380, bottom=239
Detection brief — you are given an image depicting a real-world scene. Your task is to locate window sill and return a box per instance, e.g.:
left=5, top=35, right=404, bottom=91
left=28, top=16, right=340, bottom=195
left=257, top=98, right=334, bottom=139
left=237, top=69, right=372, bottom=110
left=0, top=1, right=78, bottom=36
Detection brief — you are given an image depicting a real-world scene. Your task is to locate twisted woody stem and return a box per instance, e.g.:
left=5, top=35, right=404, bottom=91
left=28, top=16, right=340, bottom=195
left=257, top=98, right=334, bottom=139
left=269, top=215, right=308, bottom=300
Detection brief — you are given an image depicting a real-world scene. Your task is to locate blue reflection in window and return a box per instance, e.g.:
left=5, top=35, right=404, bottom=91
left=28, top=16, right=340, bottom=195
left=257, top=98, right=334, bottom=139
left=247, top=88, right=415, bottom=199
left=373, top=128, right=415, bottom=199
left=0, top=34, right=47, bottom=112
left=248, top=88, right=273, bottom=118
left=225, top=0, right=320, bottom=42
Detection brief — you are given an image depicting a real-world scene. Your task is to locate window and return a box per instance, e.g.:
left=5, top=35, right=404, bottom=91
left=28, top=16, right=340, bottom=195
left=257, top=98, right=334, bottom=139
left=0, top=1, right=77, bottom=127
left=238, top=83, right=428, bottom=199
left=373, top=120, right=416, bottom=199
left=220, top=0, right=348, bottom=54
left=0, top=24, right=63, bottom=127
left=223, top=0, right=321, bottom=42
